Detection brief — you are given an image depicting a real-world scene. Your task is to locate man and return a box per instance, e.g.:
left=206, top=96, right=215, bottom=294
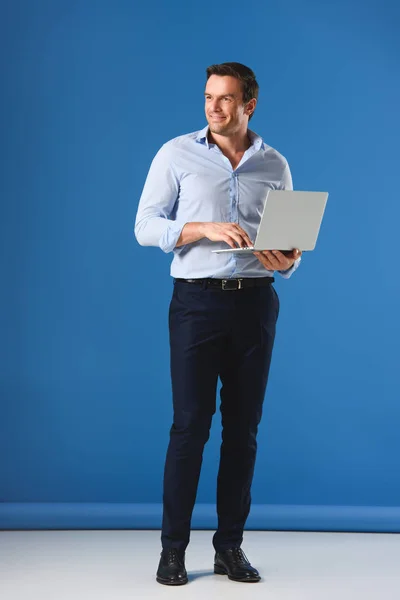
left=134, top=62, right=302, bottom=585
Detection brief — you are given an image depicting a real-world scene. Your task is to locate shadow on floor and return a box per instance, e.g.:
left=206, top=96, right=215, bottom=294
left=188, top=569, right=216, bottom=581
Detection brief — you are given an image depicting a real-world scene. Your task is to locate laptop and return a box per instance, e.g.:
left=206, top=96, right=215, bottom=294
left=211, top=190, right=328, bottom=254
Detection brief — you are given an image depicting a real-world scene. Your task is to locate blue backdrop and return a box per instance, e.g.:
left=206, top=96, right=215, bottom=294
left=1, top=0, right=399, bottom=531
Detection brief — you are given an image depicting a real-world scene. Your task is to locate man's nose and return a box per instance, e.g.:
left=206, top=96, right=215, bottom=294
left=210, top=100, right=222, bottom=112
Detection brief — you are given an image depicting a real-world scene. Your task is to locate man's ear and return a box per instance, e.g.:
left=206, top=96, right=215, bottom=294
left=245, top=98, right=257, bottom=117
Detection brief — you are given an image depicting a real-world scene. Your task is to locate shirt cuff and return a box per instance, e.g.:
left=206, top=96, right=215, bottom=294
left=159, top=221, right=187, bottom=254
left=278, top=256, right=302, bottom=279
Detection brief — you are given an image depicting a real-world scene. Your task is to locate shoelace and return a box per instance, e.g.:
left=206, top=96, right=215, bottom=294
left=165, top=548, right=183, bottom=566
left=229, top=547, right=250, bottom=565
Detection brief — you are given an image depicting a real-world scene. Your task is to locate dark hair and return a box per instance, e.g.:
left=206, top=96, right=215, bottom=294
left=206, top=62, right=259, bottom=121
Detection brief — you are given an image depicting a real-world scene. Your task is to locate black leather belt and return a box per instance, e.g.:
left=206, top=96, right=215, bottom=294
left=174, top=277, right=274, bottom=290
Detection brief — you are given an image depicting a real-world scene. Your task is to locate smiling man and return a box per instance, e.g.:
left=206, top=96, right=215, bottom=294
left=135, top=62, right=302, bottom=586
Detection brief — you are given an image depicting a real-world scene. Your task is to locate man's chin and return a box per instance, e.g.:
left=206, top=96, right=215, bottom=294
left=208, top=123, right=231, bottom=136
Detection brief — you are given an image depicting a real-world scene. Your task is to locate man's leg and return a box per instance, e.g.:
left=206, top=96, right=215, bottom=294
left=213, top=284, right=280, bottom=552
left=161, top=281, right=229, bottom=557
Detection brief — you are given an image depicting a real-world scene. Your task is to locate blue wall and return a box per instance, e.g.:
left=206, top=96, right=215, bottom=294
left=1, top=0, right=400, bottom=530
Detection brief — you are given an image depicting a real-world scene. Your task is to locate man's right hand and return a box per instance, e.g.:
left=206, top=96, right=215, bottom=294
left=199, top=222, right=253, bottom=249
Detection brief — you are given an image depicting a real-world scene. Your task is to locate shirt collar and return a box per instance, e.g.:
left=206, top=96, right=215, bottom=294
left=195, top=125, right=265, bottom=151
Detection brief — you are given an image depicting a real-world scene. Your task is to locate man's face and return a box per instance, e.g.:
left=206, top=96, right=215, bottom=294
left=205, top=75, right=253, bottom=136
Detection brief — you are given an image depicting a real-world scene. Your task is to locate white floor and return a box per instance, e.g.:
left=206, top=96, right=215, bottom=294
left=1, top=529, right=400, bottom=600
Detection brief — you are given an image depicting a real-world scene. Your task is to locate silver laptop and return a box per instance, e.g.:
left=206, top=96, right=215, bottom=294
left=211, top=190, right=328, bottom=254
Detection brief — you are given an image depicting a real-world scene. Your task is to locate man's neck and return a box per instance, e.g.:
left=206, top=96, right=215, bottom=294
left=208, top=128, right=252, bottom=156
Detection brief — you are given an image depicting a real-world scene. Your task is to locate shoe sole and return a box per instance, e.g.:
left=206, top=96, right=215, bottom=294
left=156, top=576, right=188, bottom=586
left=214, top=564, right=261, bottom=582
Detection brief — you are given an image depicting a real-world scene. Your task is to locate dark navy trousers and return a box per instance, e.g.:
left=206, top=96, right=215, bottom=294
left=161, top=279, right=280, bottom=556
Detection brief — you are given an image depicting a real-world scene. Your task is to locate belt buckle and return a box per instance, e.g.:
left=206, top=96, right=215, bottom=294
left=222, top=279, right=242, bottom=291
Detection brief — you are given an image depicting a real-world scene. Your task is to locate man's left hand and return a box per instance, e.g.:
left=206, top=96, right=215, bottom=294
left=253, top=248, right=302, bottom=271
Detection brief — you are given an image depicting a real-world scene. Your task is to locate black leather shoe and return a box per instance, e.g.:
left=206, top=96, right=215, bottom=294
left=214, top=547, right=261, bottom=582
left=156, top=549, right=188, bottom=585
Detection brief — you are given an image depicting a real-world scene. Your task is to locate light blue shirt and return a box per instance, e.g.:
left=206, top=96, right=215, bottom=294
left=134, top=125, right=301, bottom=279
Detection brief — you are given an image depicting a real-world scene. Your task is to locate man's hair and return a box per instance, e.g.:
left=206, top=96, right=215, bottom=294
left=206, top=62, right=259, bottom=121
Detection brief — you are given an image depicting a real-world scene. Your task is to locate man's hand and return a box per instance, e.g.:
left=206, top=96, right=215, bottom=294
left=253, top=249, right=302, bottom=271
left=200, top=222, right=253, bottom=249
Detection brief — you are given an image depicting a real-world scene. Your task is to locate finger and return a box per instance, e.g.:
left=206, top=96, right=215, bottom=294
left=231, top=224, right=253, bottom=247
left=223, top=235, right=238, bottom=249
left=272, top=253, right=293, bottom=270
left=238, top=228, right=253, bottom=247
left=254, top=252, right=275, bottom=270
left=229, top=231, right=251, bottom=248
left=225, top=234, right=249, bottom=249
left=283, top=248, right=302, bottom=260
left=270, top=250, right=289, bottom=269
left=261, top=251, right=282, bottom=270
left=223, top=232, right=251, bottom=249
left=268, top=250, right=294, bottom=270
left=231, top=232, right=249, bottom=248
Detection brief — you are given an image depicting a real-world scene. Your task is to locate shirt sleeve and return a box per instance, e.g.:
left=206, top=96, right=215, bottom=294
left=134, top=143, right=187, bottom=253
left=277, top=162, right=302, bottom=279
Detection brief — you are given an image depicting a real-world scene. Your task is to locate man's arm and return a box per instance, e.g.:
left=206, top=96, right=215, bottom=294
left=176, top=222, right=253, bottom=249
left=134, top=143, right=187, bottom=253
left=134, top=143, right=266, bottom=253
left=253, top=160, right=302, bottom=278
left=254, top=248, right=302, bottom=276
left=274, top=162, right=301, bottom=278
left=175, top=223, right=206, bottom=247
